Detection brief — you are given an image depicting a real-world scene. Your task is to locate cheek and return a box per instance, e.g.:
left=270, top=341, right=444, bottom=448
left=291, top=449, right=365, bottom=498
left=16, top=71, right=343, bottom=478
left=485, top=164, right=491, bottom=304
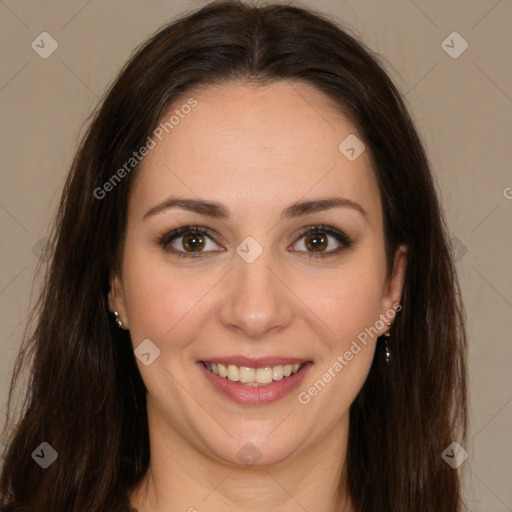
left=121, top=251, right=251, bottom=388
left=294, top=268, right=383, bottom=414
left=295, top=261, right=385, bottom=347
left=121, top=248, right=212, bottom=351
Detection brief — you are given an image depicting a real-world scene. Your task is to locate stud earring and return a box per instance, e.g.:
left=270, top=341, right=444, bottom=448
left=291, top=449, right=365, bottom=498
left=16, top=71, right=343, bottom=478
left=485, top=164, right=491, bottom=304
left=113, top=311, right=123, bottom=329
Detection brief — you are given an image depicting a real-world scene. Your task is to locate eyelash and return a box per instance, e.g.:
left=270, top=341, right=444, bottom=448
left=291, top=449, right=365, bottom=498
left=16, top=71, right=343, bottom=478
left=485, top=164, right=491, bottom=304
left=157, top=223, right=354, bottom=259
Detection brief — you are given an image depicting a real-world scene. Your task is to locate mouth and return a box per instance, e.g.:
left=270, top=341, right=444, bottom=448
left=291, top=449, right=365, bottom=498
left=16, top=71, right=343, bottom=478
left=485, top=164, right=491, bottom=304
left=196, top=358, right=313, bottom=405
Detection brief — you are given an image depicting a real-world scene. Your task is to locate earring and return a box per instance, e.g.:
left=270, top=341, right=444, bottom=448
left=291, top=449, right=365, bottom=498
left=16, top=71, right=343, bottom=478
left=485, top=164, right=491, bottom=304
left=383, top=321, right=392, bottom=365
left=113, top=311, right=123, bottom=329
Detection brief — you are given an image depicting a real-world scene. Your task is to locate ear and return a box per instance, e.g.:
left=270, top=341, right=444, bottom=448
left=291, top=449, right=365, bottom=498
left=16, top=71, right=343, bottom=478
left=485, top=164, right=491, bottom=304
left=108, top=271, right=130, bottom=329
left=379, top=244, right=407, bottom=332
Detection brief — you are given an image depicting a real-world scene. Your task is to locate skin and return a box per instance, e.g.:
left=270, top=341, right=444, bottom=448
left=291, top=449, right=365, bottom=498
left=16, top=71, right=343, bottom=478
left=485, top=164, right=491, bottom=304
left=109, top=80, right=407, bottom=512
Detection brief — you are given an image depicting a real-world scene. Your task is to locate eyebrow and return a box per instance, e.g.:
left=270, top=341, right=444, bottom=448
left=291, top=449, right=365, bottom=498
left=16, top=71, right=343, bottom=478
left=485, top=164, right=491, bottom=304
left=143, top=196, right=369, bottom=223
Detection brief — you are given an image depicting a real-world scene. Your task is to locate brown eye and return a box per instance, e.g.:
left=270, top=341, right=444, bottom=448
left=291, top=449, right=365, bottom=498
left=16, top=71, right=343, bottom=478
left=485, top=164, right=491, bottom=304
left=292, top=224, right=353, bottom=257
left=181, top=232, right=206, bottom=252
left=304, top=232, right=328, bottom=252
left=159, top=226, right=223, bottom=257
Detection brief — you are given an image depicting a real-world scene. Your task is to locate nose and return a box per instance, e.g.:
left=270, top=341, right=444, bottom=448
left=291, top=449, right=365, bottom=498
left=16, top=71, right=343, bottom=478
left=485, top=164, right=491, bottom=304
left=218, top=248, right=295, bottom=340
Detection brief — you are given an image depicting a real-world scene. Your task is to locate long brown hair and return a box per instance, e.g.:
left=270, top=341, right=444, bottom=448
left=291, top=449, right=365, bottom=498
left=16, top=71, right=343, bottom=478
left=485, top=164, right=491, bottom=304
left=0, top=1, right=468, bottom=510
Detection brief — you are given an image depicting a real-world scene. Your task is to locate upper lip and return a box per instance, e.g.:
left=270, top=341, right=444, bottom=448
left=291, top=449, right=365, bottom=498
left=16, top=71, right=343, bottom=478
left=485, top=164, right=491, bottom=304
left=198, top=356, right=311, bottom=368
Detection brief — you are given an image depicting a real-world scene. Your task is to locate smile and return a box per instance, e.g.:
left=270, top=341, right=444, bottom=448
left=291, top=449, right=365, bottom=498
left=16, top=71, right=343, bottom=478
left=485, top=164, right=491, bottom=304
left=197, top=359, right=313, bottom=405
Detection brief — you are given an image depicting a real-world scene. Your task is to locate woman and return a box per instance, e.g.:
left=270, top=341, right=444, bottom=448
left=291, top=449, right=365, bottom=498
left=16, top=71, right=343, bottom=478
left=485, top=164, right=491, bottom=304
left=0, top=1, right=468, bottom=511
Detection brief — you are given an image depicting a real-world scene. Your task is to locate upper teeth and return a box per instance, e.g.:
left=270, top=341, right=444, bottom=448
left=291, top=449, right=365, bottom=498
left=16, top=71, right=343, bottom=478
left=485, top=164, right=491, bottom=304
left=204, top=362, right=304, bottom=385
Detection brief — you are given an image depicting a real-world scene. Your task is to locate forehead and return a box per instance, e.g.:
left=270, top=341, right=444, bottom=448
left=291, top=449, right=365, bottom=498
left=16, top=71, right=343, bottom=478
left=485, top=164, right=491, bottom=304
left=129, top=80, right=381, bottom=225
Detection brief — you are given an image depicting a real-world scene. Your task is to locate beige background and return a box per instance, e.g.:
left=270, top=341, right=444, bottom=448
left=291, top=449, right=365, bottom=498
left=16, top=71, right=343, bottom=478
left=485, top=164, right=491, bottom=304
left=1, top=0, right=511, bottom=509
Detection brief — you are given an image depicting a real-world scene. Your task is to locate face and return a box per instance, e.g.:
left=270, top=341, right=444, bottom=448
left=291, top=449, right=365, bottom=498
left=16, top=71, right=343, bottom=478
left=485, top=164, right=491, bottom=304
left=109, top=80, right=406, bottom=468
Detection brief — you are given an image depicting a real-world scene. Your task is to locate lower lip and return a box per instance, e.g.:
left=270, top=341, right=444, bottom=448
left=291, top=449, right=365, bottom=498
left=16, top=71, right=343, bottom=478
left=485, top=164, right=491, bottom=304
left=196, top=361, right=314, bottom=405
